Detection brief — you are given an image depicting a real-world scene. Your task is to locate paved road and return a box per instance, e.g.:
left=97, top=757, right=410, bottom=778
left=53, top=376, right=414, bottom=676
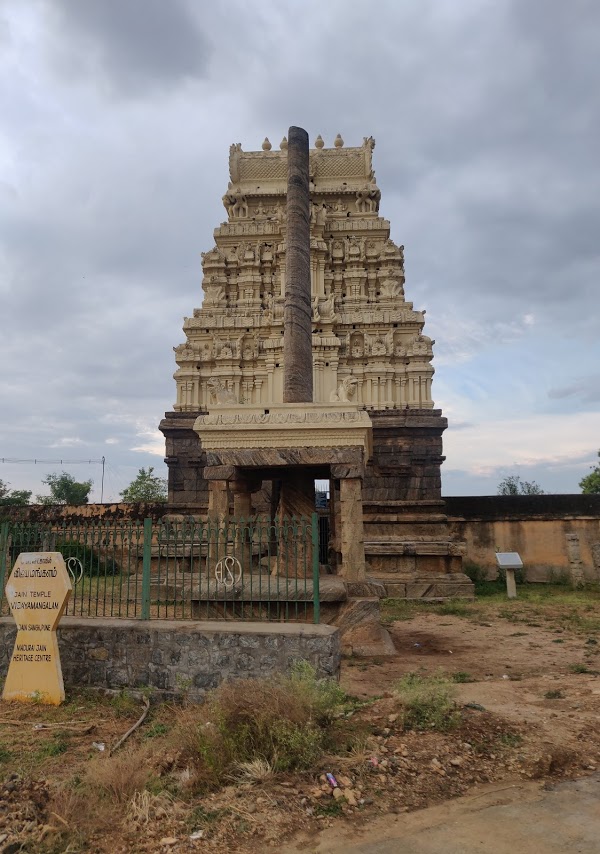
left=284, top=775, right=600, bottom=854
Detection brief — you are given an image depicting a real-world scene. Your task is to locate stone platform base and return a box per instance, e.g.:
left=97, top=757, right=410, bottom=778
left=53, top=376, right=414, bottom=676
left=144, top=575, right=396, bottom=657
left=375, top=573, right=475, bottom=600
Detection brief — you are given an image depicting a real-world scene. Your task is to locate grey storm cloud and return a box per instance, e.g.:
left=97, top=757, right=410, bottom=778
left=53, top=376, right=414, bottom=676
left=1, top=0, right=599, bottom=498
left=42, top=0, right=213, bottom=96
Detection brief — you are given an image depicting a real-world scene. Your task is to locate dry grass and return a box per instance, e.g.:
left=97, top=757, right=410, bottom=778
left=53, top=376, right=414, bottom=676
left=127, top=789, right=174, bottom=827
left=228, top=757, right=275, bottom=783
left=169, top=663, right=347, bottom=791
left=84, top=742, right=154, bottom=804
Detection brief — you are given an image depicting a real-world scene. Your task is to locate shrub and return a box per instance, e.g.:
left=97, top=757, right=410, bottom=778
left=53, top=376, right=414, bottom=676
left=172, top=662, right=346, bottom=790
left=452, top=671, right=475, bottom=683
left=394, top=672, right=460, bottom=731
left=463, top=560, right=488, bottom=584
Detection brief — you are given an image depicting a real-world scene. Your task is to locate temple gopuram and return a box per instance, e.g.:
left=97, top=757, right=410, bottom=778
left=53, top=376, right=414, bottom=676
left=159, top=133, right=471, bottom=600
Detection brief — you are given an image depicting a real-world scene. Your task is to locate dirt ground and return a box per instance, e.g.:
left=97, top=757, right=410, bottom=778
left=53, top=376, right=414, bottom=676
left=1, top=586, right=599, bottom=853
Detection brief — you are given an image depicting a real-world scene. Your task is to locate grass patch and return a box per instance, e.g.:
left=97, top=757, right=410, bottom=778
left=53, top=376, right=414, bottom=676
left=451, top=671, right=475, bottom=683
left=144, top=722, right=170, bottom=739
left=314, top=800, right=345, bottom=818
left=545, top=690, right=564, bottom=699
left=394, top=672, right=460, bottom=731
left=437, top=601, right=473, bottom=617
left=569, top=663, right=592, bottom=674
left=110, top=689, right=140, bottom=718
left=0, top=745, right=13, bottom=763
left=497, top=732, right=523, bottom=748
left=36, top=734, right=70, bottom=759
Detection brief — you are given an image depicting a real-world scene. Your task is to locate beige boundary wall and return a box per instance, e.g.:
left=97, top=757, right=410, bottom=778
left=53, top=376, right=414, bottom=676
left=445, top=495, right=600, bottom=583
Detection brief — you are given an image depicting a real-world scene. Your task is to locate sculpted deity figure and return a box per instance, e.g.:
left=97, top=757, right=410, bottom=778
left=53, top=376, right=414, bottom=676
left=355, top=179, right=381, bottom=213
left=264, top=292, right=274, bottom=324
left=410, top=333, right=434, bottom=356
left=330, top=376, right=358, bottom=403
left=320, top=292, right=338, bottom=322
left=312, top=294, right=321, bottom=322
left=222, top=183, right=248, bottom=220
left=207, top=377, right=237, bottom=405
left=203, top=284, right=226, bottom=306
left=379, top=278, right=404, bottom=299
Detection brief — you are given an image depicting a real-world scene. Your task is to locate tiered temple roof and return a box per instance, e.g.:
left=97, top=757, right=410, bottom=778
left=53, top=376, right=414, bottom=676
left=172, top=135, right=435, bottom=413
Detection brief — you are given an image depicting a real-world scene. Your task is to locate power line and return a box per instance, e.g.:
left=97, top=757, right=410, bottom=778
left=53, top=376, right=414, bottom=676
left=1, top=456, right=107, bottom=502
left=1, top=458, right=104, bottom=464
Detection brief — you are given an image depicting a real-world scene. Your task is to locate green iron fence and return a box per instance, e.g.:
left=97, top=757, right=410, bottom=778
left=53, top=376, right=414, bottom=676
left=0, top=515, right=320, bottom=624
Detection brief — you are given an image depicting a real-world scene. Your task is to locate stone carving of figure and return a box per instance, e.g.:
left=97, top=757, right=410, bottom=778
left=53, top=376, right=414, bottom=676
left=222, top=184, right=248, bottom=219
left=351, top=343, right=364, bottom=358
left=311, top=202, right=327, bottom=227
left=264, top=292, right=274, bottom=324
left=330, top=376, right=358, bottom=403
left=203, top=284, right=226, bottom=306
left=174, top=343, right=194, bottom=360
left=312, top=294, right=321, bottom=322
left=207, top=376, right=237, bottom=405
left=379, top=278, right=404, bottom=299
left=320, top=292, right=338, bottom=323
left=410, top=333, right=434, bottom=356
left=275, top=202, right=287, bottom=225
left=348, top=237, right=362, bottom=260
left=222, top=183, right=237, bottom=218
left=355, top=179, right=381, bottom=213
left=371, top=338, right=387, bottom=357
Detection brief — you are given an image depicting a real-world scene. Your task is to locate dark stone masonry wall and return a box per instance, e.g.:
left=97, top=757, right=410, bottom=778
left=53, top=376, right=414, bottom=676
left=0, top=618, right=340, bottom=703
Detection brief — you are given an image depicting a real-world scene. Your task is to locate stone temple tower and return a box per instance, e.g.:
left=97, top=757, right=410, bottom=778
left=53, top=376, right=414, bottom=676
left=159, top=134, right=471, bottom=600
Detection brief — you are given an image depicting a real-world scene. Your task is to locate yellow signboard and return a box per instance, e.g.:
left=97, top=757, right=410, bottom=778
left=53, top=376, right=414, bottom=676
left=2, top=552, right=72, bottom=705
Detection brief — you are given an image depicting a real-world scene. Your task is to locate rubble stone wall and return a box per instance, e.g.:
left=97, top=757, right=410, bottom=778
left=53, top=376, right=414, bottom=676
left=0, top=617, right=340, bottom=702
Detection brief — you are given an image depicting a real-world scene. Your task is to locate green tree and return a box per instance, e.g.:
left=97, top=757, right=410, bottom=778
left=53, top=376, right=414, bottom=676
left=36, top=472, right=93, bottom=506
left=120, top=467, right=168, bottom=503
left=497, top=475, right=544, bottom=495
left=580, top=450, right=600, bottom=494
left=0, top=479, right=31, bottom=506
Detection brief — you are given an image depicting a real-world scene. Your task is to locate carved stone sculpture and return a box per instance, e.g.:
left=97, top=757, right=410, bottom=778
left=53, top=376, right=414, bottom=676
left=330, top=376, right=358, bottom=403
left=207, top=377, right=237, bottom=405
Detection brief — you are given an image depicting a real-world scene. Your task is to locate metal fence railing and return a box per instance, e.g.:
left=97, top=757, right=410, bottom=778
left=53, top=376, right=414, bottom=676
left=0, top=515, right=320, bottom=624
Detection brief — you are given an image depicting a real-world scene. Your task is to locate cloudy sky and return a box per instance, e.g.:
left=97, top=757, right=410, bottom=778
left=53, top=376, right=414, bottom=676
left=1, top=0, right=598, bottom=501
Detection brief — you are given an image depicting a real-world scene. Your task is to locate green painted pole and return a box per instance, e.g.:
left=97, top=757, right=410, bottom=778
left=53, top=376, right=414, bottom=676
left=311, top=513, right=320, bottom=624
left=141, top=518, right=152, bottom=620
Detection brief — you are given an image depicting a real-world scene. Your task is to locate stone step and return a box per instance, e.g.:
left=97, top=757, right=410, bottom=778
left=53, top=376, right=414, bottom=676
left=148, top=574, right=348, bottom=604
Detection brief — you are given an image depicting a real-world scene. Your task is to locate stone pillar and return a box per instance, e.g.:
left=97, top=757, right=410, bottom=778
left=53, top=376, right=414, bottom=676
left=278, top=471, right=315, bottom=578
left=338, top=477, right=366, bottom=581
left=207, top=480, right=229, bottom=524
left=232, top=481, right=252, bottom=520
left=283, top=126, right=312, bottom=404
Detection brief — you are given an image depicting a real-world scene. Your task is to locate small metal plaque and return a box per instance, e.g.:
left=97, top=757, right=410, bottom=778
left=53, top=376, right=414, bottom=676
left=495, top=552, right=523, bottom=570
